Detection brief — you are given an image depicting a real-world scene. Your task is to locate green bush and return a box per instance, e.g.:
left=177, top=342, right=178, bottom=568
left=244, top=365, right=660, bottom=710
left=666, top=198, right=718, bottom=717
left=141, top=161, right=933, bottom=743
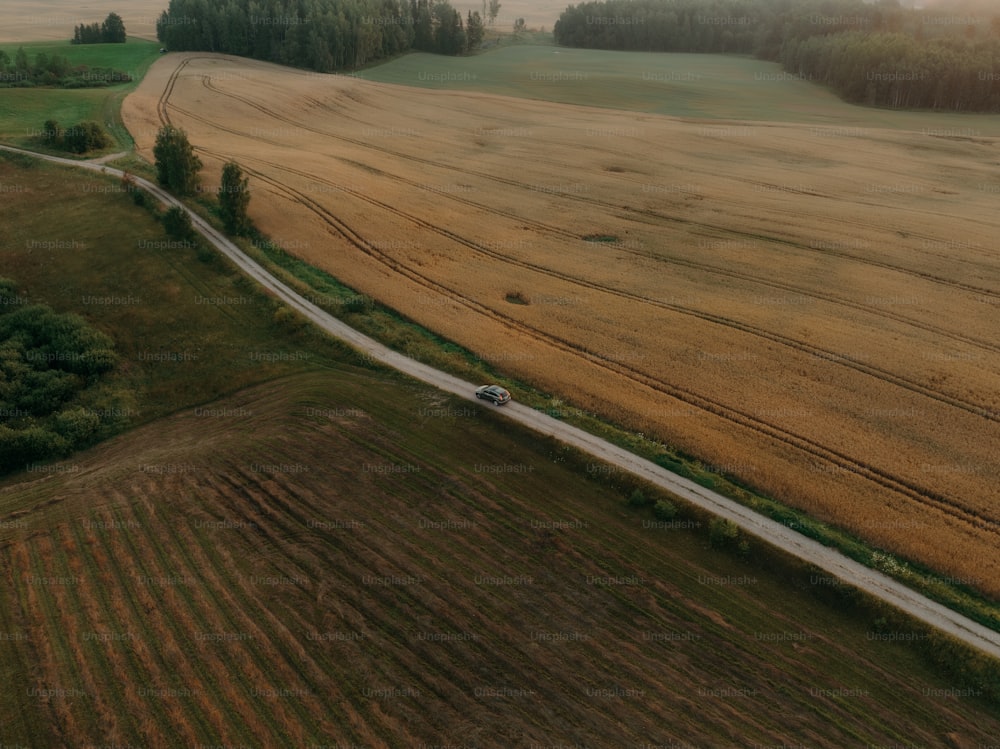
left=653, top=499, right=677, bottom=520
left=61, top=121, right=110, bottom=154
left=627, top=488, right=650, bottom=508
left=273, top=306, right=306, bottom=334
left=343, top=295, right=374, bottom=314
left=163, top=206, right=195, bottom=240
left=53, top=406, right=101, bottom=443
left=0, top=425, right=70, bottom=469
left=709, top=517, right=741, bottom=549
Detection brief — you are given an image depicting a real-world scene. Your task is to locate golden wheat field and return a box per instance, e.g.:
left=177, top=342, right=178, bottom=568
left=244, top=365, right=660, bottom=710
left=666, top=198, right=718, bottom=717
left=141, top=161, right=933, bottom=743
left=0, top=1, right=165, bottom=42
left=454, top=0, right=566, bottom=29
left=123, top=53, right=1000, bottom=598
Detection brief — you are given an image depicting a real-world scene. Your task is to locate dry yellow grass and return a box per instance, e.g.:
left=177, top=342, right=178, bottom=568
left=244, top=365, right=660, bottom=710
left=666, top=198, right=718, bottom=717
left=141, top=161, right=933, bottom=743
left=123, top=53, right=1000, bottom=598
left=454, top=0, right=565, bottom=30
left=0, top=1, right=164, bottom=42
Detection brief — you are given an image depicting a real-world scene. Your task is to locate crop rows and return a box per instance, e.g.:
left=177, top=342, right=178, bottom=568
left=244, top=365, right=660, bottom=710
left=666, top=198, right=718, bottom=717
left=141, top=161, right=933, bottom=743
left=3, top=378, right=999, bottom=745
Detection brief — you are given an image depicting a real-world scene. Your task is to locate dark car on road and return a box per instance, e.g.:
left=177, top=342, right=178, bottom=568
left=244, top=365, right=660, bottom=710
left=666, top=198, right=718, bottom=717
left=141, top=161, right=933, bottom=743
left=475, top=385, right=511, bottom=405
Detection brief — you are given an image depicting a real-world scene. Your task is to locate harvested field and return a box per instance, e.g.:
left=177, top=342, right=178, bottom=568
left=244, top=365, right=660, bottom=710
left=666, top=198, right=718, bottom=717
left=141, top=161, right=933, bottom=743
left=2, top=373, right=999, bottom=747
left=122, top=53, right=1000, bottom=599
left=453, top=0, right=565, bottom=30
left=0, top=1, right=164, bottom=43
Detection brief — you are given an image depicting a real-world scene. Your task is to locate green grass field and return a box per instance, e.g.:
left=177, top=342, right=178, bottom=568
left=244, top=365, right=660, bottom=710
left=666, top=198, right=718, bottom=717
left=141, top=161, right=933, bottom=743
left=358, top=45, right=1000, bottom=133
left=0, top=151, right=363, bottom=436
left=0, top=38, right=163, bottom=72
left=1, top=158, right=999, bottom=747
left=0, top=38, right=161, bottom=150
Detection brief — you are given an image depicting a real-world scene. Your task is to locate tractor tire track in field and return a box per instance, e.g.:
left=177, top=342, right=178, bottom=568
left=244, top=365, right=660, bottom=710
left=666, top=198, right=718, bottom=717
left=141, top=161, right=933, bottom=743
left=191, top=147, right=997, bottom=541
left=164, top=95, right=1000, bottom=403
left=182, top=76, right=1000, bottom=356
left=193, top=71, right=1000, bottom=301
left=217, top=134, right=1000, bottom=359
left=222, top=146, right=1000, bottom=431
left=182, top=93, right=1000, bottom=365
left=158, top=78, right=1000, bottom=539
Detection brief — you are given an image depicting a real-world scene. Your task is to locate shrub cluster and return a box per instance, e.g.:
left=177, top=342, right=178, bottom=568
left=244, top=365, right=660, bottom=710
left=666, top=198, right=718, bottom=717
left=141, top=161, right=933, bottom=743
left=40, top=119, right=111, bottom=154
left=0, top=48, right=132, bottom=88
left=0, top=278, right=121, bottom=473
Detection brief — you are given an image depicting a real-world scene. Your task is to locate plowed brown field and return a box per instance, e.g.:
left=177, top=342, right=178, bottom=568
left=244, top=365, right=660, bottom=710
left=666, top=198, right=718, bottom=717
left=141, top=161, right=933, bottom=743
left=3, top=373, right=1000, bottom=747
left=123, top=53, right=1000, bottom=599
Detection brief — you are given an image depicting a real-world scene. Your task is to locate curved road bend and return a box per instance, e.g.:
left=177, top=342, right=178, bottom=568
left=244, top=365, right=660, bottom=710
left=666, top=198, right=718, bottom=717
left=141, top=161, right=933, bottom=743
left=5, top=143, right=999, bottom=661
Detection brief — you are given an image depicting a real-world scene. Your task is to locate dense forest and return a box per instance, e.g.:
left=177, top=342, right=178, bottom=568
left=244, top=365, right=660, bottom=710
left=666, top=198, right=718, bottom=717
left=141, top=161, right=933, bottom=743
left=156, top=0, right=485, bottom=70
left=553, top=0, right=1000, bottom=111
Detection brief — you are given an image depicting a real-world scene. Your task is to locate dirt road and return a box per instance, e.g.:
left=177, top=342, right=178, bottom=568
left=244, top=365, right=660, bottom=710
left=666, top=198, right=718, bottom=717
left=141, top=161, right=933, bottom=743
left=4, top=142, right=999, bottom=662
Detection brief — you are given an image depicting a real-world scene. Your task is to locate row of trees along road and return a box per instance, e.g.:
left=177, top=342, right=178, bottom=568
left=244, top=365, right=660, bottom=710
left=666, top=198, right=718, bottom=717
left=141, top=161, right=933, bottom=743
left=157, top=0, right=491, bottom=69
left=153, top=125, right=252, bottom=236
left=553, top=0, right=1000, bottom=112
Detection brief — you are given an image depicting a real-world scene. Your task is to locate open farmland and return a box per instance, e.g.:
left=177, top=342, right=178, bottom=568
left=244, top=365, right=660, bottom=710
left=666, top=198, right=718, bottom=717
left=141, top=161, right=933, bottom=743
left=122, top=53, right=1000, bottom=604
left=0, top=1, right=164, bottom=43
left=358, top=44, right=1000, bottom=131
left=4, top=371, right=1000, bottom=748
left=2, top=158, right=994, bottom=745
left=0, top=38, right=162, bottom=150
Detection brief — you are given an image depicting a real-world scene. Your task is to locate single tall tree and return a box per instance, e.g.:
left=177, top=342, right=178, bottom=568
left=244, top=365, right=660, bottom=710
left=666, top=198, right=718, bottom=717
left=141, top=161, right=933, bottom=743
left=41, top=119, right=60, bottom=147
left=14, top=46, right=29, bottom=73
left=153, top=125, right=202, bottom=196
left=466, top=11, right=485, bottom=51
left=101, top=12, right=127, bottom=43
left=488, top=0, right=501, bottom=26
left=218, top=161, right=251, bottom=235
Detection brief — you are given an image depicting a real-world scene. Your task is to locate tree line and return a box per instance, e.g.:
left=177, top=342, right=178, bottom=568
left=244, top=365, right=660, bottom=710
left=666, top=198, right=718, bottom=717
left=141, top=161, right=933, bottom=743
left=0, top=47, right=132, bottom=88
left=156, top=0, right=486, bottom=70
left=72, top=12, right=127, bottom=44
left=152, top=125, right=252, bottom=239
left=553, top=0, right=1000, bottom=112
